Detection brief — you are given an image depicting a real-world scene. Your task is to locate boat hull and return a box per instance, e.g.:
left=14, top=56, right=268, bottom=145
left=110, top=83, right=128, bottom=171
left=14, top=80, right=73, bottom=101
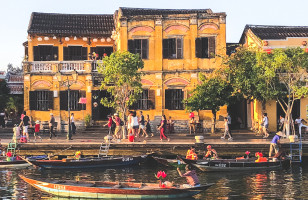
left=0, top=160, right=30, bottom=169
left=19, top=175, right=213, bottom=199
left=29, top=155, right=146, bottom=169
left=152, top=156, right=186, bottom=169
left=182, top=158, right=289, bottom=172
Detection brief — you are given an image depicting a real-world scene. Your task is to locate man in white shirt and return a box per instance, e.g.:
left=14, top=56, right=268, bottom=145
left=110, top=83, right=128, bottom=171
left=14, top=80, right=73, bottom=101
left=262, top=113, right=269, bottom=138
left=295, top=116, right=308, bottom=136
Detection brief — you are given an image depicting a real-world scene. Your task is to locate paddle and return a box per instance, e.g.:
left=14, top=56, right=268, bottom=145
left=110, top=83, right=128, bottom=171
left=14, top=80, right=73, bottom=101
left=18, top=156, right=38, bottom=169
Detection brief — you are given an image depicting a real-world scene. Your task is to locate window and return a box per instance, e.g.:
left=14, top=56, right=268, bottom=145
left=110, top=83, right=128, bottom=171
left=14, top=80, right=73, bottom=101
left=128, top=39, right=148, bottom=59
left=60, top=90, right=86, bottom=111
left=195, top=37, right=216, bottom=58
left=63, top=46, right=88, bottom=60
left=131, top=89, right=155, bottom=110
left=33, top=45, right=58, bottom=61
left=165, top=89, right=184, bottom=110
left=29, top=91, right=53, bottom=111
left=163, top=38, right=183, bottom=59
left=90, top=47, right=113, bottom=60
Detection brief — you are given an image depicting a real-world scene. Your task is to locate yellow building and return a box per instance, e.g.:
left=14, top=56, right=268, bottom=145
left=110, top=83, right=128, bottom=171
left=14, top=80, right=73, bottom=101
left=239, top=25, right=308, bottom=132
left=23, top=8, right=227, bottom=131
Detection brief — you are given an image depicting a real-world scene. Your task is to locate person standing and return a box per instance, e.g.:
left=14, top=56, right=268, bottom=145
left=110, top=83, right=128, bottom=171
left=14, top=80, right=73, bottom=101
left=127, top=111, right=133, bottom=136
left=278, top=115, right=285, bottom=132
left=177, top=165, right=200, bottom=188
left=262, top=113, right=269, bottom=138
left=19, top=111, right=31, bottom=142
left=49, top=113, right=57, bottom=140
left=71, top=113, right=76, bottom=134
left=157, top=115, right=170, bottom=142
left=0, top=110, right=5, bottom=128
left=34, top=120, right=42, bottom=142
left=189, top=117, right=196, bottom=135
left=167, top=116, right=174, bottom=134
left=295, top=116, right=308, bottom=136
left=221, top=117, right=233, bottom=140
left=269, top=131, right=282, bottom=157
left=131, top=111, right=140, bottom=140
left=104, top=115, right=113, bottom=135
left=227, top=113, right=232, bottom=135
left=138, top=111, right=148, bottom=137
left=145, top=114, right=154, bottom=137
left=113, top=113, right=122, bottom=140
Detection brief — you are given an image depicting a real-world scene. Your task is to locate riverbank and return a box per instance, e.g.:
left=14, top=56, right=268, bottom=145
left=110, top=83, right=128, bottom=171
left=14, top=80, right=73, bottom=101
left=0, top=129, right=307, bottom=157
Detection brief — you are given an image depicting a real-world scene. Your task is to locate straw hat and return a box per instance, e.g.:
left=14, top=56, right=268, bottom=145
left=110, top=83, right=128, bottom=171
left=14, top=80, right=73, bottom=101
left=35, top=120, right=40, bottom=124
left=276, top=131, right=283, bottom=136
left=50, top=113, right=53, bottom=116
left=114, top=113, right=118, bottom=116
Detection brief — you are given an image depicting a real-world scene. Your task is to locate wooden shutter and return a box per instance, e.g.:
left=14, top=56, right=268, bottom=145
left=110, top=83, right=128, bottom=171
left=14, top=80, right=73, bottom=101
left=209, top=37, right=216, bottom=58
left=60, top=91, right=68, bottom=110
left=48, top=91, right=54, bottom=110
left=33, top=46, right=39, bottom=61
left=165, top=89, right=171, bottom=109
left=63, top=47, right=69, bottom=60
left=148, top=90, right=155, bottom=109
left=195, top=38, right=202, bottom=58
left=163, top=39, right=169, bottom=58
left=82, top=47, right=88, bottom=60
left=29, top=91, right=37, bottom=110
left=142, top=39, right=148, bottom=59
left=128, top=40, right=135, bottom=53
left=176, top=38, right=182, bottom=59
left=52, top=46, right=58, bottom=61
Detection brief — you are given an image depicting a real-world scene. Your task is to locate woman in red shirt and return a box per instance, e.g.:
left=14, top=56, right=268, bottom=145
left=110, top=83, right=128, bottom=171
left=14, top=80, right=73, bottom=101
left=34, top=120, right=42, bottom=142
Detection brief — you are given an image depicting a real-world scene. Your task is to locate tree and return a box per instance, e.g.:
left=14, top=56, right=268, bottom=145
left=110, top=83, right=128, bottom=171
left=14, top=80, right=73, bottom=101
left=185, top=74, right=233, bottom=133
left=0, top=79, right=10, bottom=111
left=97, top=51, right=144, bottom=123
left=226, top=47, right=308, bottom=136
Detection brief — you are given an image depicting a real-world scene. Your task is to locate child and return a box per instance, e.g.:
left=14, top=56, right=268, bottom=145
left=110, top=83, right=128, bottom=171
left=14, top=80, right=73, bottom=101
left=34, top=120, right=42, bottom=142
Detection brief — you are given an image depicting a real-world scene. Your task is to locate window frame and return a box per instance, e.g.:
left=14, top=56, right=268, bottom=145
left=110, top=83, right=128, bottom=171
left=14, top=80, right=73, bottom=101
left=128, top=39, right=149, bottom=59
left=29, top=91, right=53, bottom=111
left=195, top=36, right=216, bottom=59
left=163, top=38, right=183, bottom=59
left=165, top=89, right=184, bottom=110
left=33, top=45, right=58, bottom=61
left=63, top=46, right=88, bottom=61
left=60, top=90, right=86, bottom=111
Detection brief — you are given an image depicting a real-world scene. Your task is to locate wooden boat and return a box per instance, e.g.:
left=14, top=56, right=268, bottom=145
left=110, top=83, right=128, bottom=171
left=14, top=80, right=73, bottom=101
left=152, top=156, right=186, bottom=169
left=0, top=156, right=31, bottom=169
left=28, top=155, right=147, bottom=170
left=181, top=157, right=289, bottom=172
left=19, top=175, right=213, bottom=199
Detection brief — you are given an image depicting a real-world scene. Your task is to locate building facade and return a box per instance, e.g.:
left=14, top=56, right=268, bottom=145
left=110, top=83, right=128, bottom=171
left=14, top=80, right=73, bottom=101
left=239, top=25, right=308, bottom=132
left=23, top=8, right=227, bottom=131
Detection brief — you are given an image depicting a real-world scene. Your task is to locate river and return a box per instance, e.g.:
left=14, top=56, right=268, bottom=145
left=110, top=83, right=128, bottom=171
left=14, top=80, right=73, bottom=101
left=0, top=158, right=307, bottom=199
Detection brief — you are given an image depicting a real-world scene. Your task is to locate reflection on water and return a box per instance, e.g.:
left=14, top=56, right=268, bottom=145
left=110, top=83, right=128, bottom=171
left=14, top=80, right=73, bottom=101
left=1, top=160, right=308, bottom=199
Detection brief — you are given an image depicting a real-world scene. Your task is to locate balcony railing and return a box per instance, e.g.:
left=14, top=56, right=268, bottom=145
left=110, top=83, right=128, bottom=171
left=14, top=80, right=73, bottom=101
left=92, top=60, right=103, bottom=71
left=31, top=62, right=53, bottom=72
left=59, top=61, right=85, bottom=72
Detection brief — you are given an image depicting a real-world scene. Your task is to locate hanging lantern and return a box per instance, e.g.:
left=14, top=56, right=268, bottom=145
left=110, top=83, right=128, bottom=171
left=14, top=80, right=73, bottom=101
left=83, top=37, right=88, bottom=41
left=302, top=41, right=307, bottom=46
left=305, top=48, right=308, bottom=53
left=93, top=38, right=97, bottom=42
left=106, top=37, right=111, bottom=42
left=101, top=38, right=105, bottom=42
left=44, top=37, right=49, bottom=41
left=65, top=37, right=70, bottom=41
left=37, top=37, right=42, bottom=41
left=74, top=36, right=77, bottom=40
left=53, top=36, right=57, bottom=40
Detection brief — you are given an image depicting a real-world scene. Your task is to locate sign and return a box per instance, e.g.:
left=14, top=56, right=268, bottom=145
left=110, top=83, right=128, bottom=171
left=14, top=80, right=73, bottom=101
left=93, top=75, right=104, bottom=87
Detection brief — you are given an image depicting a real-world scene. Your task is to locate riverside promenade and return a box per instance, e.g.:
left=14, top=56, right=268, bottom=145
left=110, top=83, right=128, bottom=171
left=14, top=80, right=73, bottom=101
left=0, top=128, right=307, bottom=158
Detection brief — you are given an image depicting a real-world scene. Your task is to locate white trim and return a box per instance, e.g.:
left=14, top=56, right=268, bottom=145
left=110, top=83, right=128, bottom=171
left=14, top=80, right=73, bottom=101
left=37, top=44, right=54, bottom=46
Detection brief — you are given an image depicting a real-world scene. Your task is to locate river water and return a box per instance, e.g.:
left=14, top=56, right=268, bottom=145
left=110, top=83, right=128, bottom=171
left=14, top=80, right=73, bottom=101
left=0, top=158, right=308, bottom=200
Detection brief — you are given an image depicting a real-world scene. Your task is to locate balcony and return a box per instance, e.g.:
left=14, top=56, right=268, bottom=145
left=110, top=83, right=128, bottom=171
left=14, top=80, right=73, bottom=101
left=24, top=61, right=98, bottom=73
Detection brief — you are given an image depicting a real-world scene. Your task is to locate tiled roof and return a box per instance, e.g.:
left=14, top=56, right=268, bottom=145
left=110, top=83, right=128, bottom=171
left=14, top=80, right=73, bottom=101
left=120, top=7, right=213, bottom=16
left=28, top=12, right=114, bottom=36
left=245, top=25, right=308, bottom=40
left=226, top=43, right=240, bottom=56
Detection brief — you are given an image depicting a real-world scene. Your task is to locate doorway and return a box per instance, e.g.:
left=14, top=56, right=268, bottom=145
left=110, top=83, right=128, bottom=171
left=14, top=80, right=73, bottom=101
left=92, top=90, right=113, bottom=121
left=276, top=99, right=300, bottom=131
left=228, top=99, right=247, bottom=129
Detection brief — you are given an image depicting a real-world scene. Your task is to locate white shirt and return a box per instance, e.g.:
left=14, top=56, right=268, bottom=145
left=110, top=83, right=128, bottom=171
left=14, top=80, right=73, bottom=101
left=263, top=117, right=269, bottom=126
left=227, top=115, right=231, bottom=125
left=295, top=119, right=302, bottom=126
left=71, top=116, right=75, bottom=123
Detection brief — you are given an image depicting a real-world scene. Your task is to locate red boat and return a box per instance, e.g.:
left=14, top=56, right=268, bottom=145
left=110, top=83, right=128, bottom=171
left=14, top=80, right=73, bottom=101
left=20, top=175, right=213, bottom=199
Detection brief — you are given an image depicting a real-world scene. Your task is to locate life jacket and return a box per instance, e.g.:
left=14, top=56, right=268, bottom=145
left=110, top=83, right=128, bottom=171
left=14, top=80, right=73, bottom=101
left=186, top=150, right=197, bottom=160
left=255, top=157, right=268, bottom=162
left=186, top=150, right=192, bottom=159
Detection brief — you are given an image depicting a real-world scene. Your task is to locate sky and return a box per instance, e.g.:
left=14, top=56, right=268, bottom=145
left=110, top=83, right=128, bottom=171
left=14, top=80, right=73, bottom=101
left=0, top=0, right=307, bottom=71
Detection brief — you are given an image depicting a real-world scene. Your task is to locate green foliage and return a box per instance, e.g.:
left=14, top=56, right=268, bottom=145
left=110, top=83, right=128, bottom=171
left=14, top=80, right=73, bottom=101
left=84, top=114, right=91, bottom=127
left=0, top=80, right=10, bottom=111
left=97, top=51, right=144, bottom=120
left=6, top=95, right=23, bottom=115
left=185, top=74, right=232, bottom=113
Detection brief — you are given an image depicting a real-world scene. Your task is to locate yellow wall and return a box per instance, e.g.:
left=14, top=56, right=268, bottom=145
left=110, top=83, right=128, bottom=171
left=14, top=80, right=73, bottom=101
left=115, top=9, right=227, bottom=121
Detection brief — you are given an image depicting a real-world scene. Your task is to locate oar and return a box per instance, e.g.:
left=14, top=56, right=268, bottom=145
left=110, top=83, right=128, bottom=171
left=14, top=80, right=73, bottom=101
left=19, top=156, right=38, bottom=169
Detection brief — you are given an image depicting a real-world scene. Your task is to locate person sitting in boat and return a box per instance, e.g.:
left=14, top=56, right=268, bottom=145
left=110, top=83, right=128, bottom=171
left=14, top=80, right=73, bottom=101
left=204, top=145, right=218, bottom=160
left=236, top=151, right=251, bottom=160
left=177, top=165, right=200, bottom=188
left=186, top=146, right=198, bottom=160
left=255, top=152, right=267, bottom=162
